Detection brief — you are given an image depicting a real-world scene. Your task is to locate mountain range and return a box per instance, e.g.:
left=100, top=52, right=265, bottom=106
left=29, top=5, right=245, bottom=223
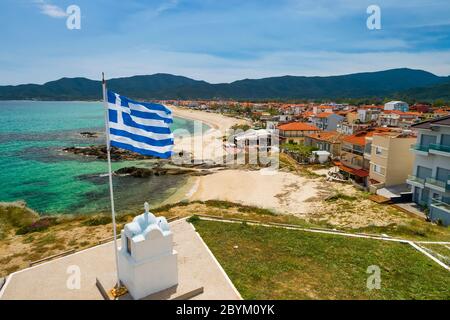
left=0, top=68, right=449, bottom=102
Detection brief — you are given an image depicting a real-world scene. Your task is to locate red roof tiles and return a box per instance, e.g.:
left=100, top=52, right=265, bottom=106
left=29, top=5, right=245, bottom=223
left=278, top=122, right=320, bottom=131
left=314, top=112, right=334, bottom=118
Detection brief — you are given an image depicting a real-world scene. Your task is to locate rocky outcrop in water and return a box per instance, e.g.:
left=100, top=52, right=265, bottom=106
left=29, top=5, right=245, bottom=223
left=80, top=132, right=100, bottom=138
left=115, top=166, right=211, bottom=177
left=62, top=145, right=227, bottom=169
left=63, top=146, right=155, bottom=161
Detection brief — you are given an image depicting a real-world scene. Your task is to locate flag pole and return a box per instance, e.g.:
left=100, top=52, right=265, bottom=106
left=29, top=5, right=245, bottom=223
left=102, top=72, right=121, bottom=290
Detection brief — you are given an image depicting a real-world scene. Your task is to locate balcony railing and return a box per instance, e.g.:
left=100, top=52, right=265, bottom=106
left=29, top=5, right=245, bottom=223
left=407, top=175, right=425, bottom=185
left=341, top=147, right=353, bottom=153
left=431, top=199, right=450, bottom=214
left=429, top=144, right=450, bottom=154
left=410, top=144, right=430, bottom=152
left=425, top=177, right=450, bottom=190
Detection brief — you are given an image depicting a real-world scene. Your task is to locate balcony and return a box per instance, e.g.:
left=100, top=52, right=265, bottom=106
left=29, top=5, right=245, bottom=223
left=410, top=143, right=430, bottom=155
left=430, top=199, right=450, bottom=226
left=406, top=175, right=425, bottom=188
left=425, top=177, right=450, bottom=194
left=342, top=146, right=364, bottom=156
left=429, top=144, right=450, bottom=157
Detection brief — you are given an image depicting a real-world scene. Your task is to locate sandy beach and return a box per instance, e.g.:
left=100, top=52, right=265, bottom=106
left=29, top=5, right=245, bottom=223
left=189, top=169, right=323, bottom=215
left=165, top=107, right=323, bottom=216
left=170, top=106, right=250, bottom=163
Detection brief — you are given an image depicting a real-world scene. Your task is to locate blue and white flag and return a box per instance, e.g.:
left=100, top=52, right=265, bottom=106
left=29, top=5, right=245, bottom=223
left=106, top=90, right=174, bottom=159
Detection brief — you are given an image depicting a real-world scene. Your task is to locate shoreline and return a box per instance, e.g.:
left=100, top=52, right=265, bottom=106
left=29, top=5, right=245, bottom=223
left=159, top=106, right=251, bottom=207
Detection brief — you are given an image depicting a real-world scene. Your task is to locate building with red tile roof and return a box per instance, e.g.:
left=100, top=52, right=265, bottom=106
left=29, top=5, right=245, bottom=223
left=378, top=110, right=421, bottom=128
left=305, top=131, right=346, bottom=158
left=339, top=128, right=393, bottom=186
left=278, top=122, right=320, bottom=131
left=278, top=122, right=321, bottom=144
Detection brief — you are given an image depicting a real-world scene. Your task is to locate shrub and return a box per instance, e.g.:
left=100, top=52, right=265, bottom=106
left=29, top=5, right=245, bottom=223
left=82, top=215, right=111, bottom=226
left=237, top=205, right=275, bottom=216
left=15, top=217, right=58, bottom=235
left=187, top=215, right=200, bottom=224
left=230, top=124, right=251, bottom=132
left=152, top=201, right=191, bottom=213
left=204, top=200, right=235, bottom=210
left=0, top=202, right=39, bottom=235
left=325, top=193, right=357, bottom=202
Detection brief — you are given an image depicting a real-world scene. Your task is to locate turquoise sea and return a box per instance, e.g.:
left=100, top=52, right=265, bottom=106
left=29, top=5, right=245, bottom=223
left=0, top=101, right=203, bottom=215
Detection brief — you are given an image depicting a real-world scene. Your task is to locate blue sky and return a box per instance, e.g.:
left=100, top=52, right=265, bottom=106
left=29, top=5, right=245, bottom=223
left=1, top=0, right=450, bottom=84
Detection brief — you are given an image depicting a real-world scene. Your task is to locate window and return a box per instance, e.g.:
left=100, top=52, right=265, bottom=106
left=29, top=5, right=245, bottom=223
left=351, top=157, right=362, bottom=167
left=126, top=237, right=132, bottom=255
left=364, top=142, right=372, bottom=154
left=420, top=134, right=436, bottom=147
left=441, top=134, right=450, bottom=147
left=416, top=166, right=432, bottom=179
left=372, top=164, right=384, bottom=175
left=375, top=146, right=383, bottom=155
left=436, top=167, right=450, bottom=182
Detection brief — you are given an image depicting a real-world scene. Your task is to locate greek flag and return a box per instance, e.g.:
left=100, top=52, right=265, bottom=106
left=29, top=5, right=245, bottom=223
left=106, top=90, right=174, bottom=158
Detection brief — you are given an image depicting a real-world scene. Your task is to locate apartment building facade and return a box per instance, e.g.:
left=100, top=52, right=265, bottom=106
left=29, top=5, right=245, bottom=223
left=378, top=111, right=420, bottom=128
left=406, top=115, right=450, bottom=226
left=338, top=131, right=371, bottom=186
left=366, top=131, right=416, bottom=189
left=311, top=112, right=344, bottom=131
left=357, top=107, right=381, bottom=124
left=384, top=101, right=409, bottom=112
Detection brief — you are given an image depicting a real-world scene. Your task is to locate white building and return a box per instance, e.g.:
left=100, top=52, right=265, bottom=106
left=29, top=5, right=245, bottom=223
left=118, top=203, right=178, bottom=299
left=311, top=112, right=344, bottom=131
left=384, top=101, right=409, bottom=112
left=406, top=115, right=450, bottom=226
left=232, top=128, right=278, bottom=149
left=357, top=108, right=381, bottom=123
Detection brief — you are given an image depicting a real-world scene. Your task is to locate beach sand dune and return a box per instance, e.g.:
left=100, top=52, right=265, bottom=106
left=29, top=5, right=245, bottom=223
left=190, top=169, right=321, bottom=215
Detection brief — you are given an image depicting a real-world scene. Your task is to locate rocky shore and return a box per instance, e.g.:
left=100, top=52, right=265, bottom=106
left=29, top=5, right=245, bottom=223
left=63, top=145, right=156, bottom=161
left=79, top=131, right=100, bottom=138
left=62, top=145, right=227, bottom=170
left=115, top=166, right=211, bottom=177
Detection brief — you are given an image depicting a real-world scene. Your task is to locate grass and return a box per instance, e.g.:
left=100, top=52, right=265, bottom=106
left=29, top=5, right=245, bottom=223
left=0, top=202, right=38, bottom=239
left=279, top=153, right=321, bottom=178
left=325, top=192, right=358, bottom=202
left=1, top=199, right=449, bottom=278
left=419, top=244, right=450, bottom=265
left=193, top=219, right=450, bottom=300
left=81, top=215, right=112, bottom=226
left=153, top=200, right=276, bottom=216
left=354, top=220, right=450, bottom=241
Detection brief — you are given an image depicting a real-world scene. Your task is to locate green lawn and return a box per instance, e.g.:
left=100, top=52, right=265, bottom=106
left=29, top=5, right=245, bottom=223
left=193, top=220, right=450, bottom=300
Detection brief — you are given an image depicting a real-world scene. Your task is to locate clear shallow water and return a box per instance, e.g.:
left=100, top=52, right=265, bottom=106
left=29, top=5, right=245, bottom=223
left=0, top=101, right=204, bottom=215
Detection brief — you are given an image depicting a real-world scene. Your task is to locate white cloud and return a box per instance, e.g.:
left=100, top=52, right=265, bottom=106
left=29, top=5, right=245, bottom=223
left=156, top=0, right=179, bottom=15
left=34, top=0, right=67, bottom=18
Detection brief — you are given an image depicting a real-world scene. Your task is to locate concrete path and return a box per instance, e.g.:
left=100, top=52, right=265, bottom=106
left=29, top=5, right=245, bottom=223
left=0, top=219, right=241, bottom=300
